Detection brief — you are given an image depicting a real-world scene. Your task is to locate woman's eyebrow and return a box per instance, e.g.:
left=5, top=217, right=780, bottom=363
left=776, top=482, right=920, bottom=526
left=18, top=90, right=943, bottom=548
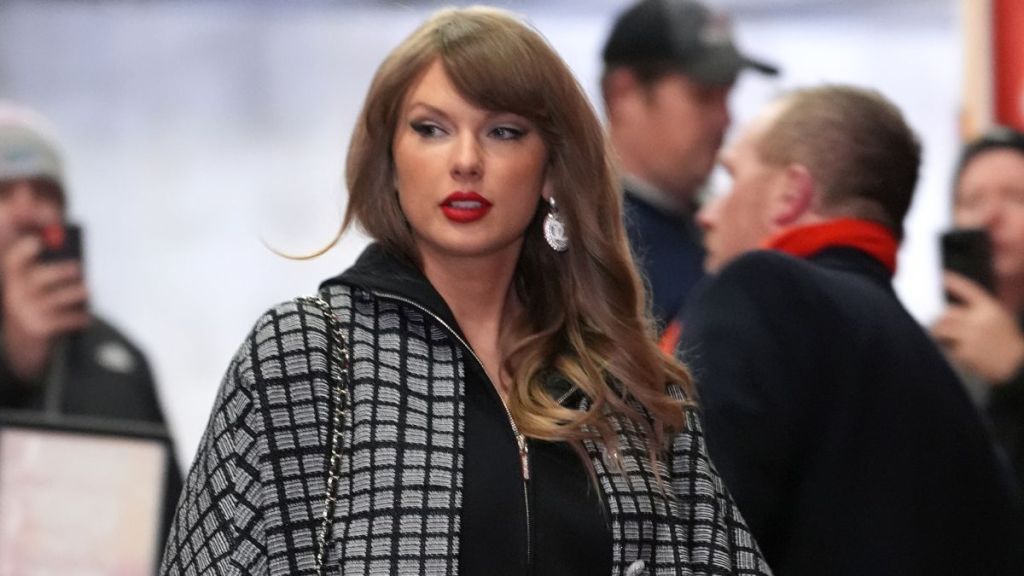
left=405, top=102, right=451, bottom=122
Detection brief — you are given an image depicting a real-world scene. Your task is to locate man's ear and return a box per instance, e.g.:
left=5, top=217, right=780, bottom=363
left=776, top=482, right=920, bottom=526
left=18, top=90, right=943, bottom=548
left=603, top=68, right=642, bottom=118
left=773, top=163, right=815, bottom=226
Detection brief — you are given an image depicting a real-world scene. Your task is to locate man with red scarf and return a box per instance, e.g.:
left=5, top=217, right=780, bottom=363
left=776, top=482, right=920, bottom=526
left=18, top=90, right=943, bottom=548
left=680, top=85, right=1022, bottom=575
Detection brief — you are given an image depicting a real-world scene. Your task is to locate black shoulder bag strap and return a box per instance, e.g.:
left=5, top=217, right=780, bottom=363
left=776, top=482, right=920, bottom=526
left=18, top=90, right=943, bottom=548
left=296, top=294, right=349, bottom=576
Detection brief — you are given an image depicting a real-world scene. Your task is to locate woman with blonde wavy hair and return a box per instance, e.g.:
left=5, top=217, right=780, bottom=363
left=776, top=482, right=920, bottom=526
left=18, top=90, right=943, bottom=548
left=160, top=6, right=769, bottom=576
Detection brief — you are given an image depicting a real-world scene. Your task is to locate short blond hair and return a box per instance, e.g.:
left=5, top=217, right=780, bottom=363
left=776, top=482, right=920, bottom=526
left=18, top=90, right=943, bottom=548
left=759, top=85, right=920, bottom=238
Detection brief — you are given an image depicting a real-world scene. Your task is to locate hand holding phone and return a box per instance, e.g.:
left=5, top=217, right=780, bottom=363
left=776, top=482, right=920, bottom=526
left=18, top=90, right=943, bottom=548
left=0, top=222, right=89, bottom=380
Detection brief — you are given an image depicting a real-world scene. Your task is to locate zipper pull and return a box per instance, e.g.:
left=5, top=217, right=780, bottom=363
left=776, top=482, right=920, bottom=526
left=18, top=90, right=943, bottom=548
left=516, top=433, right=531, bottom=481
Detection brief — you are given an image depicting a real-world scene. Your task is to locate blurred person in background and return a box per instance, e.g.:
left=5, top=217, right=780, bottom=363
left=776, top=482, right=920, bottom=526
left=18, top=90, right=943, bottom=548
left=0, top=101, right=175, bottom=425
left=600, top=0, right=777, bottom=332
left=0, top=100, right=181, bottom=535
left=159, top=7, right=772, bottom=575
left=933, top=126, right=1024, bottom=495
left=682, top=85, right=1021, bottom=574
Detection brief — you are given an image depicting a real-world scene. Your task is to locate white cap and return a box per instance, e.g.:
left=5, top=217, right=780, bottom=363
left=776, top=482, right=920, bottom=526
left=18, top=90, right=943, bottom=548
left=0, top=101, right=65, bottom=201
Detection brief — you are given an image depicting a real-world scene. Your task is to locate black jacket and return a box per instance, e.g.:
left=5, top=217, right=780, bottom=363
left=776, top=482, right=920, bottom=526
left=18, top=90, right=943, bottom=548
left=1, top=315, right=160, bottom=417
left=622, top=189, right=705, bottom=330
left=681, top=247, right=1022, bottom=575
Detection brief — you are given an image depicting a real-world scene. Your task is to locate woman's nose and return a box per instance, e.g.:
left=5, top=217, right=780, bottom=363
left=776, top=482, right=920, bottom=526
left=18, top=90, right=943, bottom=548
left=450, top=135, right=482, bottom=180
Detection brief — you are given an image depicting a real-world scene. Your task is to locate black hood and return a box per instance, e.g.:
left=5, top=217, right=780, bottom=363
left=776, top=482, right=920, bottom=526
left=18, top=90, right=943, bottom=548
left=319, top=242, right=466, bottom=341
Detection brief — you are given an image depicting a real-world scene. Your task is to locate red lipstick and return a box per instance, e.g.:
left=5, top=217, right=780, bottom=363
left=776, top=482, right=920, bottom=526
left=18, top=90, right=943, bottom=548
left=440, top=191, right=492, bottom=223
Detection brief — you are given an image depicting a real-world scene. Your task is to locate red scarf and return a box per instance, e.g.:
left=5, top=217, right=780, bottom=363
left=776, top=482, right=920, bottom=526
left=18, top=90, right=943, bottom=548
left=657, top=218, right=899, bottom=355
left=762, top=218, right=898, bottom=275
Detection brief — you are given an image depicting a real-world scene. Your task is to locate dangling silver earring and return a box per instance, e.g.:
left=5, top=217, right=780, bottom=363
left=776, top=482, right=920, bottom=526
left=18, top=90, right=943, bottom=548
left=543, top=197, right=569, bottom=252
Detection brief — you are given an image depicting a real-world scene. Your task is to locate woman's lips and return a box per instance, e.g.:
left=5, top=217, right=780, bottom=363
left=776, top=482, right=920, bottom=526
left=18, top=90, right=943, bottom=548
left=441, top=191, right=492, bottom=223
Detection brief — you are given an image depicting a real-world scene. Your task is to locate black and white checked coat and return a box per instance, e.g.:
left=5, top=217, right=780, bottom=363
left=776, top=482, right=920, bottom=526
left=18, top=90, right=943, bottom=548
left=160, top=245, right=771, bottom=576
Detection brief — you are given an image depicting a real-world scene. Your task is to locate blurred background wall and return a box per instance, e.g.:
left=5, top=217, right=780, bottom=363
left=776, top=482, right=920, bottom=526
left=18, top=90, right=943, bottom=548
left=0, top=0, right=960, bottom=465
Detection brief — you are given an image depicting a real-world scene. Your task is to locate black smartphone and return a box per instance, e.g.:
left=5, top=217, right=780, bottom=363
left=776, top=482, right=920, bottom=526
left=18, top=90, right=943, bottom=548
left=940, top=227, right=995, bottom=300
left=38, top=222, right=83, bottom=263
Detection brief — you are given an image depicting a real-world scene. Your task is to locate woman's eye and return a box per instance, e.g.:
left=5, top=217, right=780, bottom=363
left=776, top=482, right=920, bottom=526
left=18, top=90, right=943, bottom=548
left=491, top=126, right=525, bottom=140
left=411, top=122, right=444, bottom=137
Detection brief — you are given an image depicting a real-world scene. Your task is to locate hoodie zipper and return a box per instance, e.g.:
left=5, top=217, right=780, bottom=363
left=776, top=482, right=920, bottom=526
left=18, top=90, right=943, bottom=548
left=371, top=290, right=533, bottom=570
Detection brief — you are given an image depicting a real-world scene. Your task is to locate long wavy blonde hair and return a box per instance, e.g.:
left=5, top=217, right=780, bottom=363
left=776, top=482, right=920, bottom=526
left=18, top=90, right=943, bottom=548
left=344, top=6, right=694, bottom=461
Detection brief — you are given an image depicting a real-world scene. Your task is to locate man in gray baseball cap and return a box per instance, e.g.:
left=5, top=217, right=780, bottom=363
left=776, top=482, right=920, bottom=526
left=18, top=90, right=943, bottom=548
left=600, top=0, right=777, bottom=335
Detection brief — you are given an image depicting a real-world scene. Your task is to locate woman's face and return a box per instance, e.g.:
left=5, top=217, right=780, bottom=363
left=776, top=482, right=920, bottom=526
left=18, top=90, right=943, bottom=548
left=392, top=60, right=550, bottom=270
left=955, top=148, right=1024, bottom=294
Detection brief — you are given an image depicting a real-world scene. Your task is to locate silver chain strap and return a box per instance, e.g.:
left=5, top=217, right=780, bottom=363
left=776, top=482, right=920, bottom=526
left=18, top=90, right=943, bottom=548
left=297, top=295, right=350, bottom=576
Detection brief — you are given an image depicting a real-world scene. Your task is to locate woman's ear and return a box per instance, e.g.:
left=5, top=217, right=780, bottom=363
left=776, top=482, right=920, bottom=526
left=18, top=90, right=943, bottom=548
left=773, top=163, right=815, bottom=226
left=541, top=172, right=554, bottom=202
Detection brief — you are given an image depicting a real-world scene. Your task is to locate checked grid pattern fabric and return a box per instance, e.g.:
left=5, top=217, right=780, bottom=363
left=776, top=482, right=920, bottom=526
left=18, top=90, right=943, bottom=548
left=583, top=392, right=770, bottom=575
left=160, top=283, right=771, bottom=575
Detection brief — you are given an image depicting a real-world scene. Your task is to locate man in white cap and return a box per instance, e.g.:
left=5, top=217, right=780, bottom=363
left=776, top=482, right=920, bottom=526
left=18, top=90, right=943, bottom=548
left=0, top=100, right=182, bottom=548
left=0, top=101, right=172, bottom=426
left=600, top=0, right=778, bottom=335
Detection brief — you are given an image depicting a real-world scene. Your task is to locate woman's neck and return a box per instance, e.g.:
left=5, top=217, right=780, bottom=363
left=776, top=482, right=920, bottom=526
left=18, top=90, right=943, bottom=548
left=420, top=248, right=521, bottom=396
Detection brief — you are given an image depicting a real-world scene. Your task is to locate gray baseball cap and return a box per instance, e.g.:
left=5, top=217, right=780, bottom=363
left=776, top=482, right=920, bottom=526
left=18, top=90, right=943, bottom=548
left=0, top=101, right=65, bottom=200
left=603, top=0, right=779, bottom=86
